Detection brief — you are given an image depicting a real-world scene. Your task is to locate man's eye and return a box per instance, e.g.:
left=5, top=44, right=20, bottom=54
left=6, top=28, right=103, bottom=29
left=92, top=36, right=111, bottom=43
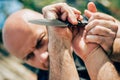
left=36, top=39, right=42, bottom=49
left=26, top=52, right=34, bottom=60
left=36, top=34, right=45, bottom=49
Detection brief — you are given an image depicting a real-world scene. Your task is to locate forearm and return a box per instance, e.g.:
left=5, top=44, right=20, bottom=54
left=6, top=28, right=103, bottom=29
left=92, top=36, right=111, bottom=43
left=48, top=28, right=79, bottom=80
left=84, top=47, right=120, bottom=80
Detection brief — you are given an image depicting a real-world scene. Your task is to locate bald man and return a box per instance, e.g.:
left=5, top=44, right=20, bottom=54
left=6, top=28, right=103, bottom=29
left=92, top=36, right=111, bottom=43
left=2, top=4, right=90, bottom=80
left=2, top=2, right=120, bottom=80
left=3, top=9, right=49, bottom=70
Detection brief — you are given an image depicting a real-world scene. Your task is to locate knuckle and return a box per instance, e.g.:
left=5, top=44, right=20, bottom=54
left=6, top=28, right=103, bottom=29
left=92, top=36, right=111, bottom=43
left=94, top=27, right=100, bottom=33
left=92, top=19, right=99, bottom=26
left=85, top=20, right=99, bottom=32
left=99, top=37, right=104, bottom=45
left=42, top=6, right=49, bottom=12
left=87, top=30, right=93, bottom=34
left=93, top=13, right=101, bottom=19
left=95, top=26, right=101, bottom=30
left=113, top=24, right=118, bottom=32
left=95, top=37, right=101, bottom=44
left=94, top=26, right=102, bottom=34
left=111, top=32, right=116, bottom=38
left=60, top=3, right=68, bottom=6
left=63, top=3, right=67, bottom=5
left=42, top=7, right=45, bottom=12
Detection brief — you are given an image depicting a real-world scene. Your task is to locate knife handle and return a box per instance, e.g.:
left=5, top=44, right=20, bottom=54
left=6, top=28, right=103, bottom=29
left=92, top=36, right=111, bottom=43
left=59, top=16, right=88, bottom=27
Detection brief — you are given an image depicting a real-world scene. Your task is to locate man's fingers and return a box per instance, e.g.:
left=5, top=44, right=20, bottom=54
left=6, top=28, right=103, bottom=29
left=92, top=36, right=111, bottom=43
left=71, top=7, right=81, bottom=14
left=67, top=11, right=78, bottom=25
left=86, top=35, right=104, bottom=44
left=61, top=12, right=67, bottom=21
left=85, top=35, right=112, bottom=54
left=85, top=20, right=118, bottom=33
left=88, top=12, right=115, bottom=22
left=84, top=10, right=93, bottom=18
left=87, top=26, right=116, bottom=37
left=57, top=3, right=78, bottom=24
left=87, top=2, right=97, bottom=13
left=43, top=3, right=80, bottom=25
left=42, top=6, right=58, bottom=19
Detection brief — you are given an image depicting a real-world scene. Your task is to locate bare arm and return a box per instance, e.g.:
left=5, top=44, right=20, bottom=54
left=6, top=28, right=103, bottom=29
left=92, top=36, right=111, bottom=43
left=84, top=2, right=120, bottom=62
left=85, top=10, right=120, bottom=62
left=72, top=2, right=120, bottom=79
left=48, top=27, right=79, bottom=80
left=42, top=3, right=81, bottom=80
left=84, top=47, right=120, bottom=80
left=83, top=3, right=120, bottom=79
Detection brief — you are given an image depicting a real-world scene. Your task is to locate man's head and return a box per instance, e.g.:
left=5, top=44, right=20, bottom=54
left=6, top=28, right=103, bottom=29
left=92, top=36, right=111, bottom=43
left=2, top=9, right=49, bottom=70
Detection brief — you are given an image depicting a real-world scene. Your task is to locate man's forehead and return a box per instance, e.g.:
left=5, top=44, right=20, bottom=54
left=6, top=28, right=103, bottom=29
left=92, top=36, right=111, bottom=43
left=3, top=9, right=45, bottom=59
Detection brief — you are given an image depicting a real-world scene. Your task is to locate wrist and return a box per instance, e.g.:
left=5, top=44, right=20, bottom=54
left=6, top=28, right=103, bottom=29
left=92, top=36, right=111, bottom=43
left=84, top=46, right=110, bottom=65
left=84, top=47, right=110, bottom=80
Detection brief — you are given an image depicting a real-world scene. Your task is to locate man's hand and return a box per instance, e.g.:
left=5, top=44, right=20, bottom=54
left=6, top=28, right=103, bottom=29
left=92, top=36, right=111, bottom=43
left=42, top=3, right=81, bottom=24
left=42, top=3, right=83, bottom=41
left=42, top=3, right=81, bottom=80
left=72, top=2, right=98, bottom=60
left=72, top=2, right=118, bottom=60
left=72, top=2, right=120, bottom=80
left=85, top=11, right=118, bottom=55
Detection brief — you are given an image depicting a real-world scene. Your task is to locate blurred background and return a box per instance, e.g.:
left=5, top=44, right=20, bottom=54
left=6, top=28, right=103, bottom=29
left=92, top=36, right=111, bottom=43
left=0, top=0, right=120, bottom=80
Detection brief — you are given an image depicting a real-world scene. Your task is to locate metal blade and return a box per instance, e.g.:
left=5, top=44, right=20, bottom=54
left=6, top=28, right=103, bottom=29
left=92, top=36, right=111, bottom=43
left=29, top=18, right=88, bottom=27
left=29, top=19, right=68, bottom=27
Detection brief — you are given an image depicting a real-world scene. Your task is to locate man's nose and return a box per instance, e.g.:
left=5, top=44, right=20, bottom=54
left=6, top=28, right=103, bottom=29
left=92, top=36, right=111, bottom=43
left=33, top=49, right=48, bottom=63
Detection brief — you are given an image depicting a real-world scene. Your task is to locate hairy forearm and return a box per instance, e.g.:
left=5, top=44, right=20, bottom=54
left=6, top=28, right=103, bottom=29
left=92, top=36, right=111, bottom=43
left=84, top=47, right=120, bottom=80
left=48, top=28, right=79, bottom=80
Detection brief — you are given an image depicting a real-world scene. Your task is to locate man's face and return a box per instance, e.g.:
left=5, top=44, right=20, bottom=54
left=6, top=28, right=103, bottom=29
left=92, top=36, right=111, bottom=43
left=3, top=9, right=49, bottom=70
left=20, top=23, right=49, bottom=70
left=8, top=22, right=49, bottom=70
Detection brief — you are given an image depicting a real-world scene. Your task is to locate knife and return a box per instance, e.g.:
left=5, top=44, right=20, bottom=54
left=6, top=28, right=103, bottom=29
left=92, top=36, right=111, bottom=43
left=29, top=17, right=88, bottom=27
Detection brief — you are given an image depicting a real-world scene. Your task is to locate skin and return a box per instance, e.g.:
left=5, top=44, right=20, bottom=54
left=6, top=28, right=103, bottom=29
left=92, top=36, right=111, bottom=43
left=2, top=3, right=82, bottom=80
left=43, top=2, right=120, bottom=80
left=74, top=2, right=120, bottom=80
left=42, top=3, right=81, bottom=80
left=85, top=9, right=118, bottom=55
left=3, top=9, right=49, bottom=70
left=2, top=2, right=120, bottom=80
left=72, top=2, right=118, bottom=60
left=84, top=7, right=120, bottom=61
left=2, top=3, right=82, bottom=71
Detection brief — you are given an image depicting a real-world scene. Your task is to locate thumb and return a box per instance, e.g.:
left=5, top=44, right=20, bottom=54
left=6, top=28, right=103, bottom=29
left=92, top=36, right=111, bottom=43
left=84, top=2, right=97, bottom=18
left=88, top=2, right=97, bottom=13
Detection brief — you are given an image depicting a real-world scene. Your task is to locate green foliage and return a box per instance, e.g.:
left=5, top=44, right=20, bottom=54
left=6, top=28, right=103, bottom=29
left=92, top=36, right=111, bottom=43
left=12, top=0, right=120, bottom=20
left=67, top=0, right=88, bottom=14
left=19, top=0, right=65, bottom=12
left=108, top=0, right=120, bottom=19
left=110, top=0, right=120, bottom=8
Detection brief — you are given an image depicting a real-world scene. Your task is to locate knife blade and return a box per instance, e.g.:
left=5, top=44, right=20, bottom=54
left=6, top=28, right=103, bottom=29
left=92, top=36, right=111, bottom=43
left=29, top=19, right=68, bottom=27
left=29, top=18, right=88, bottom=27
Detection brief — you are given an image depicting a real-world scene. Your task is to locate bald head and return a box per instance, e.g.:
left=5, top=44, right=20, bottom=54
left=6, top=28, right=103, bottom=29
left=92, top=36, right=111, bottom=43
left=2, top=9, right=44, bottom=57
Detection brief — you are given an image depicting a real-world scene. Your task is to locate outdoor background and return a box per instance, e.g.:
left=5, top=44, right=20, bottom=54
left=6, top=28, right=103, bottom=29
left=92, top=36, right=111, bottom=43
left=0, top=0, right=120, bottom=80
